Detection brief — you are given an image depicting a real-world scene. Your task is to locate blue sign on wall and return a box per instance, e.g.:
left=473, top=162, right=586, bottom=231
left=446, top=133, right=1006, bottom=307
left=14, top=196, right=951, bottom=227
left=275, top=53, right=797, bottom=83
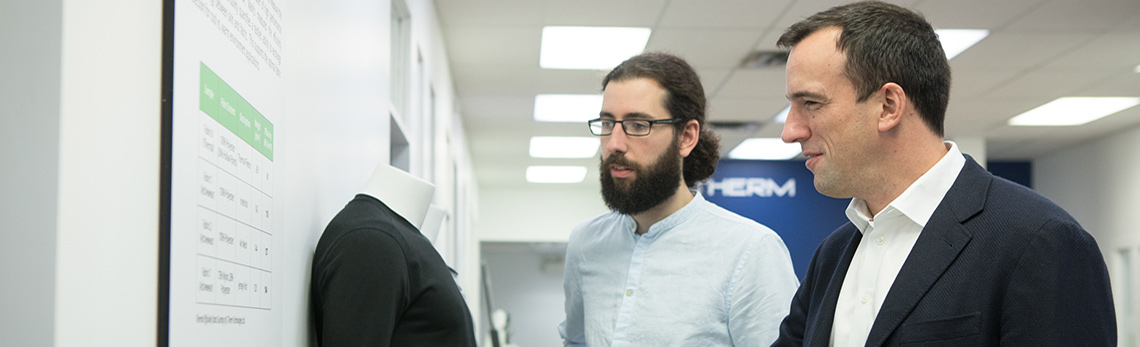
left=701, top=159, right=849, bottom=280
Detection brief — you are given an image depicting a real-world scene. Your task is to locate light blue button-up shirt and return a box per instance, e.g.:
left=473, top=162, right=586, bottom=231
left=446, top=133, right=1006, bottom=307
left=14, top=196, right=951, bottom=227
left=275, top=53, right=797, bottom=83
left=559, top=191, right=799, bottom=346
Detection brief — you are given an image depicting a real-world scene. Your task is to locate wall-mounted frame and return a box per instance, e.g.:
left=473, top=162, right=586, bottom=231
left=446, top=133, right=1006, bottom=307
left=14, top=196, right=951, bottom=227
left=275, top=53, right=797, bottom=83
left=161, top=0, right=285, bottom=345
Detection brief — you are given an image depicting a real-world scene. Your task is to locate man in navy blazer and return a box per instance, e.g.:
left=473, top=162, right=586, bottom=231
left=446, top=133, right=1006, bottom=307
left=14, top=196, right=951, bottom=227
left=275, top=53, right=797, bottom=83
left=772, top=1, right=1116, bottom=346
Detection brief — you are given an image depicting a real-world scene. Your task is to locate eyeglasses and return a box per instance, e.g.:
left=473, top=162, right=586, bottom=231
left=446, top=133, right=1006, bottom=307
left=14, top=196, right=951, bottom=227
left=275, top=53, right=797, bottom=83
left=587, top=118, right=683, bottom=137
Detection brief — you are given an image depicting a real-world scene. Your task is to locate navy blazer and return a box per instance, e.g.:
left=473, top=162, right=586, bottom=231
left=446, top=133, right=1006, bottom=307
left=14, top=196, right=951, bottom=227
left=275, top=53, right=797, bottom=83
left=773, top=157, right=1116, bottom=346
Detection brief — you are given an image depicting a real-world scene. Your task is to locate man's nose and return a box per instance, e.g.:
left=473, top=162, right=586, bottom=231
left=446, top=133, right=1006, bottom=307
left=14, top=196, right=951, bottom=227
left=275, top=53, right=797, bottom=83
left=604, top=123, right=630, bottom=153
left=781, top=110, right=809, bottom=144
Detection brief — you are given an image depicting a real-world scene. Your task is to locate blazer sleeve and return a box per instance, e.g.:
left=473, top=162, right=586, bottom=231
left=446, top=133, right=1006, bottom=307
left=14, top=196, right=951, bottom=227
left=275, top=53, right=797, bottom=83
left=313, top=228, right=409, bottom=347
left=1000, top=217, right=1116, bottom=346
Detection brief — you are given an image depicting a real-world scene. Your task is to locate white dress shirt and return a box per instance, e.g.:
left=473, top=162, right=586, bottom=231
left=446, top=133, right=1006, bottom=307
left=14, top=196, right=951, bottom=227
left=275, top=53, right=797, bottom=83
left=830, top=142, right=966, bottom=347
left=559, top=191, right=799, bottom=346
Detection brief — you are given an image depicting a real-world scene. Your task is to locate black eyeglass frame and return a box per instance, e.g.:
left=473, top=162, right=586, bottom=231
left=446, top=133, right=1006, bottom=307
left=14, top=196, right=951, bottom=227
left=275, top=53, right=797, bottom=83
left=587, top=117, right=684, bottom=137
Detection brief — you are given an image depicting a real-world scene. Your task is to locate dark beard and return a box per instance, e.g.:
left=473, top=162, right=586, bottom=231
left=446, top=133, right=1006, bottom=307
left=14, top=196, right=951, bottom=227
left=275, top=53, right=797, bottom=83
left=600, top=139, right=683, bottom=215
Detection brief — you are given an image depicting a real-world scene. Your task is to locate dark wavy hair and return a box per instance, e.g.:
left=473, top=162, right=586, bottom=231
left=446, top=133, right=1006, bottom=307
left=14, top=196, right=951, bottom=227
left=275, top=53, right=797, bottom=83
left=777, top=0, right=951, bottom=136
left=602, top=52, right=721, bottom=188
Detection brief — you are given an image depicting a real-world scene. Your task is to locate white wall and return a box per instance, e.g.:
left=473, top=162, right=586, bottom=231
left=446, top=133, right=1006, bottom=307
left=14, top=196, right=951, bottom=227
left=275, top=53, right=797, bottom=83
left=1035, top=124, right=1140, bottom=344
left=0, top=0, right=62, bottom=346
left=0, top=0, right=476, bottom=345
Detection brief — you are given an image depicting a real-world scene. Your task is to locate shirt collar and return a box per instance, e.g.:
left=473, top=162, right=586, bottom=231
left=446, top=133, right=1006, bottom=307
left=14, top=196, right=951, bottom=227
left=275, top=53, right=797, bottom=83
left=636, top=189, right=705, bottom=238
left=845, top=141, right=966, bottom=233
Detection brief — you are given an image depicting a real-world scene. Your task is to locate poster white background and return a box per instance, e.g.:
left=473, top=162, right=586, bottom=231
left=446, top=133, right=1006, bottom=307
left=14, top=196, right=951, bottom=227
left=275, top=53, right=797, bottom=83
left=170, top=0, right=285, bottom=345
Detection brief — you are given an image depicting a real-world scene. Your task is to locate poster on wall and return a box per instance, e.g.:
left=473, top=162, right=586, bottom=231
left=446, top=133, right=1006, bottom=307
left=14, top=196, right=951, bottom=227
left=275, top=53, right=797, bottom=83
left=161, top=0, right=284, bottom=345
left=700, top=160, right=849, bottom=280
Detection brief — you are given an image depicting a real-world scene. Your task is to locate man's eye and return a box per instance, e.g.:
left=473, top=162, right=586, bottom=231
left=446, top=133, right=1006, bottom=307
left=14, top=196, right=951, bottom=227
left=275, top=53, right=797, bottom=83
left=629, top=123, right=650, bottom=131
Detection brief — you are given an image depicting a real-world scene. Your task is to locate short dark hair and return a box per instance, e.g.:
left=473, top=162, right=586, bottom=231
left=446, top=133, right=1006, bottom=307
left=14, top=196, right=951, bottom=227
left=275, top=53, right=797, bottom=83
left=777, top=0, right=951, bottom=136
left=602, top=52, right=721, bottom=188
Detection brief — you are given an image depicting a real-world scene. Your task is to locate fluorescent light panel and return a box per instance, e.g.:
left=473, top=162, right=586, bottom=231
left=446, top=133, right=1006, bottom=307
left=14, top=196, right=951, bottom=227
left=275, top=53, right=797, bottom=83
left=529, top=136, right=600, bottom=158
left=526, top=166, right=588, bottom=183
left=935, top=29, right=988, bottom=59
left=540, top=26, right=651, bottom=70
left=534, top=94, right=602, bottom=122
left=728, top=138, right=801, bottom=160
left=1009, top=97, right=1140, bottom=126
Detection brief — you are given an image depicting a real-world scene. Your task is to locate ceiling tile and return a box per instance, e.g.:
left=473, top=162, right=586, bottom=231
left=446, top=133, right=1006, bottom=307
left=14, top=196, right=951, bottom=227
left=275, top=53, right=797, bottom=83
left=541, top=0, right=667, bottom=26
left=1077, top=72, right=1140, bottom=96
left=696, top=68, right=732, bottom=96
left=1040, top=33, right=1140, bottom=74
left=646, top=28, right=764, bottom=69
left=713, top=69, right=787, bottom=99
left=915, top=0, right=1047, bottom=29
left=470, top=133, right=530, bottom=156
left=947, top=32, right=1094, bottom=69
left=707, top=97, right=788, bottom=122
left=536, top=69, right=609, bottom=94
left=943, top=99, right=1044, bottom=136
left=1110, top=12, right=1140, bottom=34
left=434, top=0, right=544, bottom=26
left=984, top=70, right=1112, bottom=99
left=1004, top=0, right=1140, bottom=33
left=443, top=26, right=540, bottom=66
left=659, top=0, right=794, bottom=29
left=459, top=96, right=534, bottom=121
left=451, top=63, right=539, bottom=96
left=772, top=0, right=920, bottom=29
left=950, top=68, right=1020, bottom=100
left=752, top=30, right=784, bottom=51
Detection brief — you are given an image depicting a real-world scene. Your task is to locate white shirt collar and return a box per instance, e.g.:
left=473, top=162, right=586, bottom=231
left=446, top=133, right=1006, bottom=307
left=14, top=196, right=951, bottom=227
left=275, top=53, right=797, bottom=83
left=845, top=142, right=966, bottom=233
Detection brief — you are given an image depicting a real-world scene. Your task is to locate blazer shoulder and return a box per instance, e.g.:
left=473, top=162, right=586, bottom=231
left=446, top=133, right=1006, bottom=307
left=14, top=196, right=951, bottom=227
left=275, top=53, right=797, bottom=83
left=949, top=159, right=1080, bottom=229
left=984, top=176, right=1081, bottom=226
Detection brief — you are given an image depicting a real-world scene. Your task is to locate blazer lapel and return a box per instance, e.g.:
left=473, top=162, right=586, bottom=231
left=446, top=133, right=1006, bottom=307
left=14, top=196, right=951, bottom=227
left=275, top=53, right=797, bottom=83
left=864, top=158, right=990, bottom=346
left=807, top=226, right=863, bottom=347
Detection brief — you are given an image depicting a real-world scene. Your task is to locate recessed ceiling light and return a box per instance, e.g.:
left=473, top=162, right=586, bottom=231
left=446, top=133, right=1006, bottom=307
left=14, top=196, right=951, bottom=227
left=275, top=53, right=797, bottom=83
left=1008, top=97, right=1140, bottom=126
left=534, top=94, right=603, bottom=122
left=526, top=166, right=588, bottom=183
left=728, top=138, right=801, bottom=160
left=540, top=26, right=651, bottom=70
left=1134, top=64, right=1140, bottom=73
left=935, top=29, right=988, bottom=59
left=773, top=105, right=790, bottom=124
left=529, top=136, right=600, bottom=158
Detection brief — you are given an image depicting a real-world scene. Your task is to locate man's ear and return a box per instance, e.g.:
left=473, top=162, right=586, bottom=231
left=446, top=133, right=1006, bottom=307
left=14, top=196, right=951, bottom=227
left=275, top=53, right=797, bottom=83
left=679, top=119, right=700, bottom=157
left=878, top=83, right=907, bottom=132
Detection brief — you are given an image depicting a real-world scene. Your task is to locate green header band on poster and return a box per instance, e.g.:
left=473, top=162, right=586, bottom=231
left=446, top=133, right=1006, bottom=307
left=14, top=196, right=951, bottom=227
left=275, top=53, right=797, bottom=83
left=199, top=62, right=274, bottom=161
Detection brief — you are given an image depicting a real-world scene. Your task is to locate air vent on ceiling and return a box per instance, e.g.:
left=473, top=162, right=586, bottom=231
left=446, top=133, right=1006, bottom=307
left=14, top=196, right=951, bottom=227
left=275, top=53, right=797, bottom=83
left=738, top=50, right=789, bottom=69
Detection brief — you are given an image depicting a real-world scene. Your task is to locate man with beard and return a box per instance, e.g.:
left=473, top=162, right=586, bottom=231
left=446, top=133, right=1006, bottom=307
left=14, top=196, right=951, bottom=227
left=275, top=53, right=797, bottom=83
left=558, top=52, right=799, bottom=346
